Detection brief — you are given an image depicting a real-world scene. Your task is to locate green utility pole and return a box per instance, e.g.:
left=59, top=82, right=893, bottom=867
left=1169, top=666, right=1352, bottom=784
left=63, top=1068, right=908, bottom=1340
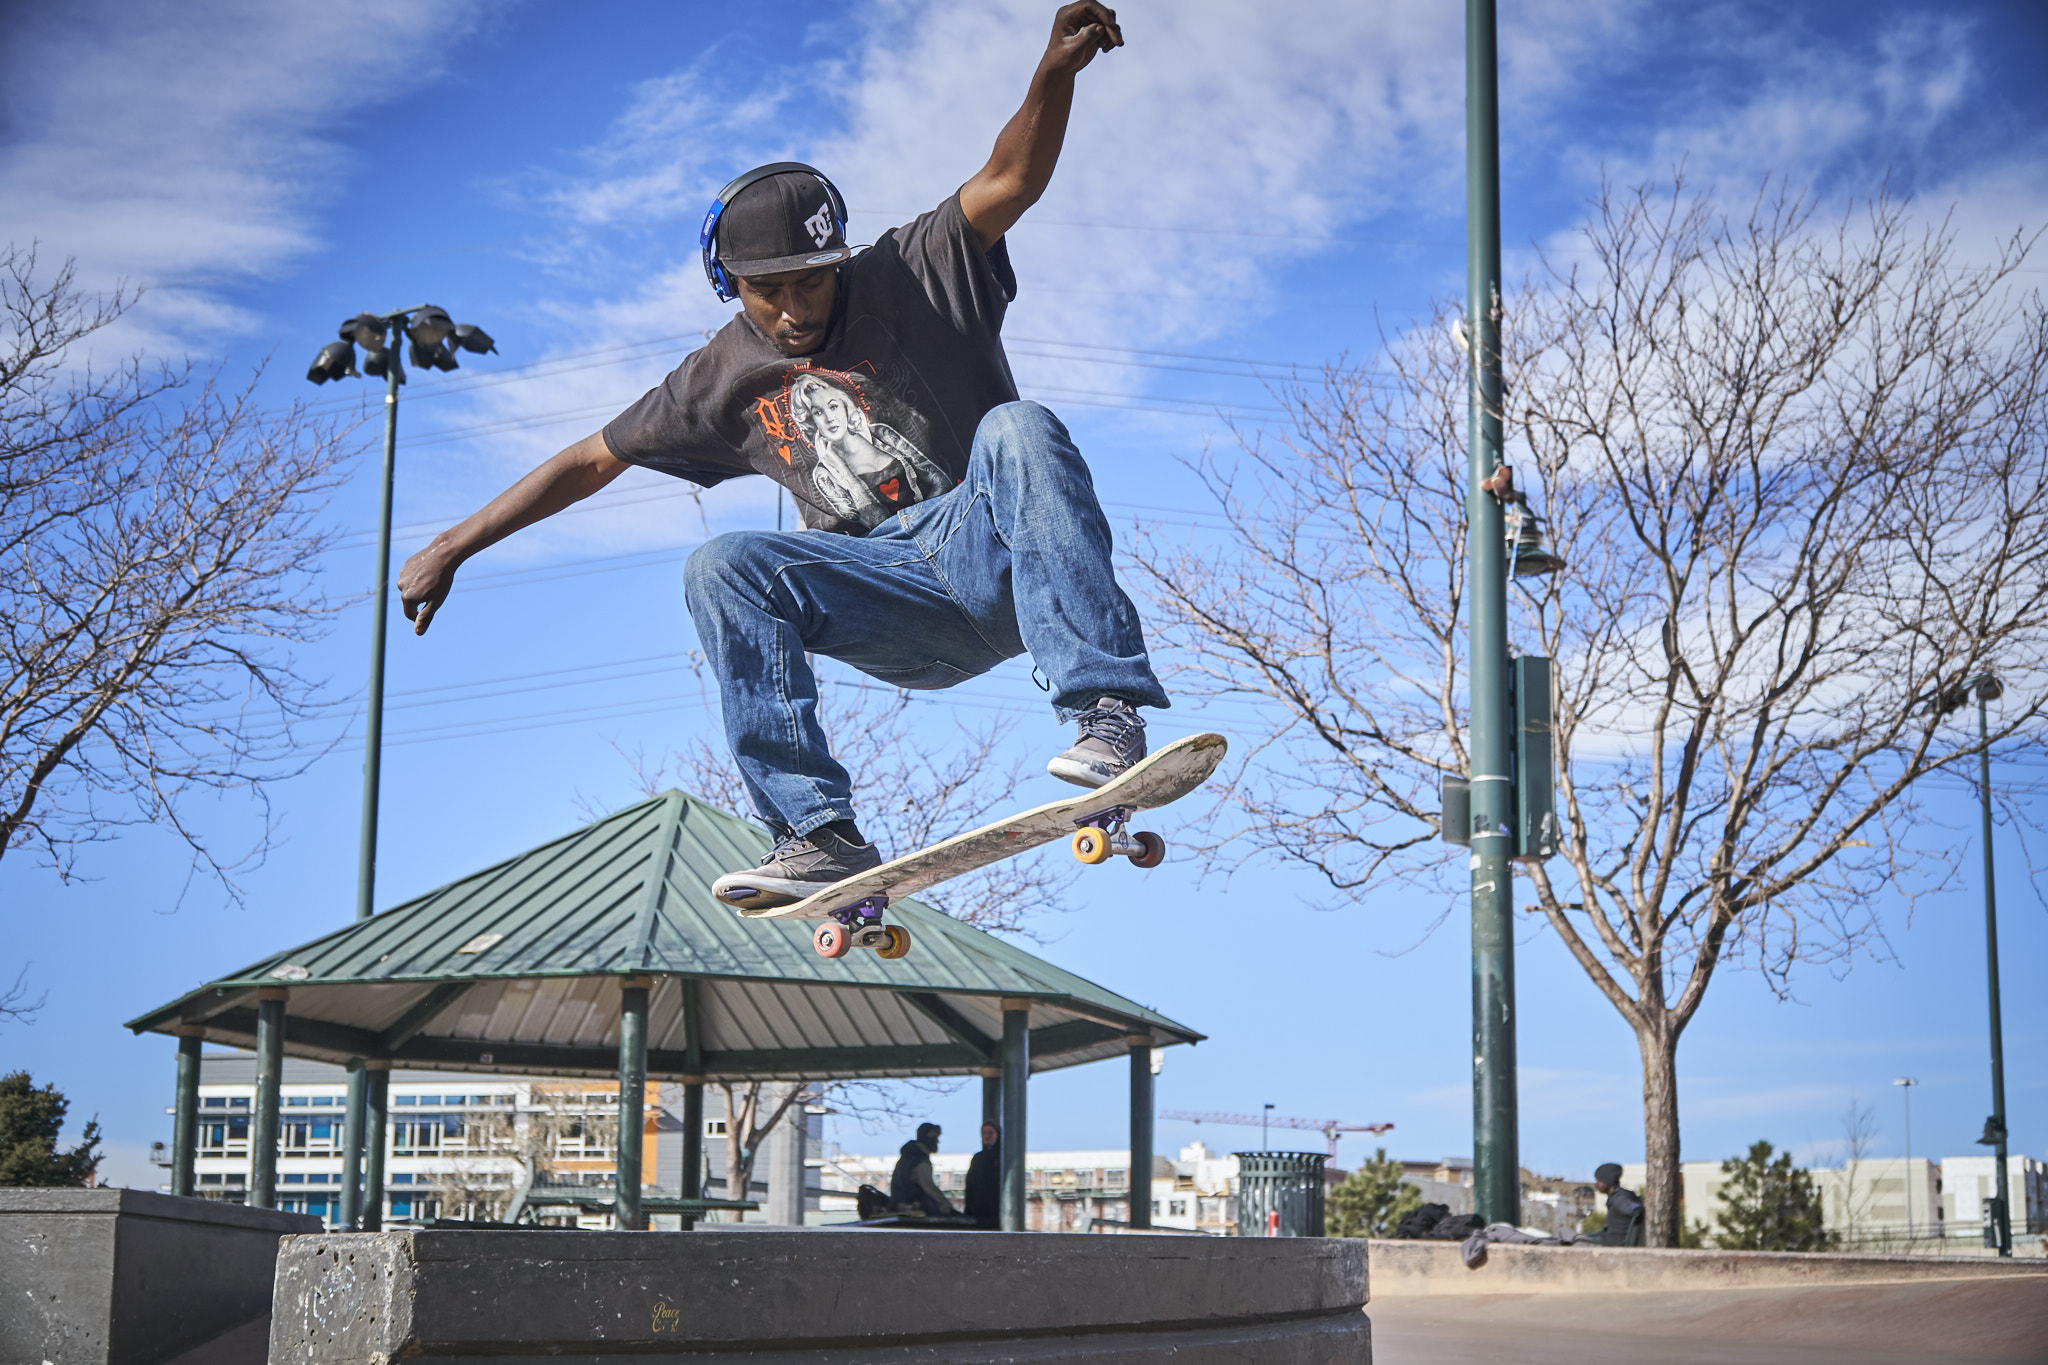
left=308, top=305, right=492, bottom=1231
left=1465, top=0, right=1520, bottom=1226
left=1975, top=682, right=2012, bottom=1256
left=359, top=348, right=401, bottom=923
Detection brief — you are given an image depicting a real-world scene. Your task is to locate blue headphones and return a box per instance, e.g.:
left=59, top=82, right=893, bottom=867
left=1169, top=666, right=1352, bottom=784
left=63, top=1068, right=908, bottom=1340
left=700, top=162, right=850, bottom=303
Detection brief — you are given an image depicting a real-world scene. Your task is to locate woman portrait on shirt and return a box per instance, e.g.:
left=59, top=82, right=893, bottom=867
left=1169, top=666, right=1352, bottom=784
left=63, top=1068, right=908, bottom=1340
left=787, top=370, right=949, bottom=527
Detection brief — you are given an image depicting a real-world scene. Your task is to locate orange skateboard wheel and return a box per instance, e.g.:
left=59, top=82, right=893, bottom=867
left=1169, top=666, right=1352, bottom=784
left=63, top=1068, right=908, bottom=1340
left=876, top=924, right=912, bottom=959
left=1071, top=827, right=1113, bottom=864
left=813, top=922, right=852, bottom=958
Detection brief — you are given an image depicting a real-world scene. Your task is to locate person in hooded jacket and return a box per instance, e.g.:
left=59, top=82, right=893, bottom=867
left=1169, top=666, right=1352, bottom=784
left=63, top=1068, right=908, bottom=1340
left=964, top=1121, right=1001, bottom=1228
left=890, top=1122, right=958, bottom=1218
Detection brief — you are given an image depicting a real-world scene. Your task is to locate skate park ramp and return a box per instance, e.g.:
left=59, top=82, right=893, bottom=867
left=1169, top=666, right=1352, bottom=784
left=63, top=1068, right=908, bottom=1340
left=1367, top=1241, right=2048, bottom=1364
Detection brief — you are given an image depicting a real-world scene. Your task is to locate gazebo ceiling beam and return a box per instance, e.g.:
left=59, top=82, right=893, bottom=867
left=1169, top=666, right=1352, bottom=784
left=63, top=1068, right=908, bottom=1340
left=379, top=981, right=473, bottom=1052
left=900, top=992, right=998, bottom=1063
left=1027, top=1018, right=1130, bottom=1060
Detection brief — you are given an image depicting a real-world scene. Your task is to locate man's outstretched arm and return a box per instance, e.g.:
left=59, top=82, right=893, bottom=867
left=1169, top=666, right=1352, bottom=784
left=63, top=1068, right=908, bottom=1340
left=397, top=430, right=629, bottom=635
left=959, top=2, right=1123, bottom=251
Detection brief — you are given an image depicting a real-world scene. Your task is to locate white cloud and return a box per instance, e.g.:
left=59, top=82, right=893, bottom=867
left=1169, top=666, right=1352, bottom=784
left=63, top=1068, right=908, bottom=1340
left=0, top=0, right=487, bottom=354
left=430, top=0, right=1653, bottom=557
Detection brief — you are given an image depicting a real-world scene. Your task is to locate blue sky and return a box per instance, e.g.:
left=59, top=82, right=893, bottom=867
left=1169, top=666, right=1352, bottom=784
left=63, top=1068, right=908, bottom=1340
left=3, top=0, right=2045, bottom=1190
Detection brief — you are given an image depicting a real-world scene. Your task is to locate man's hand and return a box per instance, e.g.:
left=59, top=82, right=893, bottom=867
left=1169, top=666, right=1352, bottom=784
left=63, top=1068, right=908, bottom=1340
left=395, top=430, right=630, bottom=638
left=1043, top=2, right=1123, bottom=75
left=960, top=4, right=1124, bottom=249
left=399, top=539, right=461, bottom=636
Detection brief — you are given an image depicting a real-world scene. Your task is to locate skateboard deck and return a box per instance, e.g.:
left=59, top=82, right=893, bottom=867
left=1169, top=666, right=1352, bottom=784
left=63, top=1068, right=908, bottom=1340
left=720, top=731, right=1228, bottom=959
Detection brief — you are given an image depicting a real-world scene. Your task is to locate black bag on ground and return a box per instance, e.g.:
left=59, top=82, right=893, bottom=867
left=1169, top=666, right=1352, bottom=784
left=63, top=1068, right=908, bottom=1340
left=1392, top=1202, right=1451, bottom=1238
left=856, top=1184, right=890, bottom=1220
left=1426, top=1212, right=1487, bottom=1241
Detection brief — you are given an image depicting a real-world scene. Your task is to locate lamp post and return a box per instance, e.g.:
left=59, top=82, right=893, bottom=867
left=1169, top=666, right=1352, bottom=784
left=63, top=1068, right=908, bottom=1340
left=1929, top=673, right=2012, bottom=1257
left=1969, top=676, right=2012, bottom=1256
left=1262, top=1103, right=1274, bottom=1150
left=1464, top=0, right=1520, bottom=1228
left=1892, top=1077, right=1917, bottom=1240
left=306, top=306, right=495, bottom=1230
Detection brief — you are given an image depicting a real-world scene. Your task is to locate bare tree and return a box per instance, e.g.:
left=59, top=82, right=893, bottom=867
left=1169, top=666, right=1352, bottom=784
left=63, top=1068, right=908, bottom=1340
left=1, top=247, right=351, bottom=890
left=611, top=658, right=1075, bottom=936
left=1129, top=179, right=2048, bottom=1245
left=0, top=965, right=43, bottom=1027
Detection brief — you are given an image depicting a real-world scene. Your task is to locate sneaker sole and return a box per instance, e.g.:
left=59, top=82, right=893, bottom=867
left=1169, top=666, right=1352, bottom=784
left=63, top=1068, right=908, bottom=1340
left=1046, top=755, right=1121, bottom=789
left=711, top=870, right=841, bottom=910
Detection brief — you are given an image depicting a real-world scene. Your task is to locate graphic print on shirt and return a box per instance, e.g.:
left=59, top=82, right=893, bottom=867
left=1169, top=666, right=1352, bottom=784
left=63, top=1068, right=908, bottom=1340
left=751, top=363, right=954, bottom=530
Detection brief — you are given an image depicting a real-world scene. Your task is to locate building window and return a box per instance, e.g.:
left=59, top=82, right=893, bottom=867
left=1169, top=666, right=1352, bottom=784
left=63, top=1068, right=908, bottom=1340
left=1169, top=1200, right=1188, bottom=1217
left=706, top=1119, right=728, bottom=1136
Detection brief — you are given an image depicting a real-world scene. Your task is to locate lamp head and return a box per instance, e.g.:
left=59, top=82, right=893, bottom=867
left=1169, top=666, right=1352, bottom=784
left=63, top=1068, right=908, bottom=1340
left=305, top=340, right=356, bottom=384
left=1974, top=675, right=2004, bottom=703
left=405, top=305, right=455, bottom=350
left=360, top=345, right=405, bottom=384
left=339, top=313, right=387, bottom=349
left=1504, top=494, right=1567, bottom=578
left=452, top=322, right=497, bottom=355
left=408, top=336, right=460, bottom=373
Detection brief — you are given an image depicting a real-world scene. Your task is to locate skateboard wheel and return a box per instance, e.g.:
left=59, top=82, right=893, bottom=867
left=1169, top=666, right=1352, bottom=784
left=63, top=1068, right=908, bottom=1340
left=876, top=924, right=912, bottom=960
left=1128, top=831, right=1166, bottom=868
left=1072, top=827, right=1113, bottom=865
left=813, top=922, right=852, bottom=959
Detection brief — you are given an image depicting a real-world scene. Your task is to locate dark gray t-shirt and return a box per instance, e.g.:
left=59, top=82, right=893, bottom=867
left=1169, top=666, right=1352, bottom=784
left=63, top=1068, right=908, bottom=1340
left=603, top=192, right=1019, bottom=535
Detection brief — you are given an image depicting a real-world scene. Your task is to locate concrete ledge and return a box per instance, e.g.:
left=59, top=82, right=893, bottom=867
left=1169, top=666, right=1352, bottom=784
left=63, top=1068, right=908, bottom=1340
left=269, top=1229, right=1372, bottom=1363
left=1366, top=1237, right=2048, bottom=1296
left=1, top=1187, right=319, bottom=1365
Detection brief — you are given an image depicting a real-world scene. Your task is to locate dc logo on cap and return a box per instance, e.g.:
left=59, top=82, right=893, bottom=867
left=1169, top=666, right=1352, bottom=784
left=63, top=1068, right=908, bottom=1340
left=804, top=202, right=835, bottom=249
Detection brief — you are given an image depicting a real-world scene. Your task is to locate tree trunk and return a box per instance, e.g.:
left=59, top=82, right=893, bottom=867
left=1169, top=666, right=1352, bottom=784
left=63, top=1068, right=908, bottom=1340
left=1636, top=1022, right=1682, bottom=1247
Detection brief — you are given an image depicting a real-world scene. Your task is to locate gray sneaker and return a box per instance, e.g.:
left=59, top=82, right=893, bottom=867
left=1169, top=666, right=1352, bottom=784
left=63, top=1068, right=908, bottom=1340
left=712, top=823, right=883, bottom=910
left=1047, top=696, right=1148, bottom=789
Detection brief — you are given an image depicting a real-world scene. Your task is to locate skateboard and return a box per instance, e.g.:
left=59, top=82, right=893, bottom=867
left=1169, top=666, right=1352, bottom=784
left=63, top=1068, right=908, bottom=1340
left=719, top=731, right=1228, bottom=960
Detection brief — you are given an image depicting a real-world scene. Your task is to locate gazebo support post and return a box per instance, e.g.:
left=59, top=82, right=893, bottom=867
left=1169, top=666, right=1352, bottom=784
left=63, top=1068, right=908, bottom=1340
left=616, top=976, right=652, bottom=1231
left=1127, top=1034, right=1153, bottom=1229
left=170, top=1031, right=201, bottom=1198
left=1000, top=999, right=1030, bottom=1232
left=681, top=1079, right=705, bottom=1226
left=361, top=1061, right=390, bottom=1231
left=981, top=1068, right=1001, bottom=1128
left=339, top=1060, right=367, bottom=1229
left=250, top=990, right=287, bottom=1210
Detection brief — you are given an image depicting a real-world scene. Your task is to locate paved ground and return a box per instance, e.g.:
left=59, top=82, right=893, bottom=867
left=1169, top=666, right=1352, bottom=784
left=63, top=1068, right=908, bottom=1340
left=1367, top=1275, right=2048, bottom=1364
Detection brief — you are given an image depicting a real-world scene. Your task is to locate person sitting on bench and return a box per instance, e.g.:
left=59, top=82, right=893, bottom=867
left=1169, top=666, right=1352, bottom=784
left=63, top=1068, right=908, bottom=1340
left=1591, top=1163, right=1645, bottom=1246
left=890, top=1122, right=958, bottom=1218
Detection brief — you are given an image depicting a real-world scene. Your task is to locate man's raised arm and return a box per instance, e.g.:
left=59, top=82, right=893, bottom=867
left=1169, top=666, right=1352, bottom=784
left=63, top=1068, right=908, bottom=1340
left=397, top=430, right=629, bottom=635
left=958, top=2, right=1123, bottom=251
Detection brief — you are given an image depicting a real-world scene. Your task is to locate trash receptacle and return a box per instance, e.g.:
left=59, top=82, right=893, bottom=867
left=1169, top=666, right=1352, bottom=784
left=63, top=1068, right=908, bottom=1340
left=1234, top=1151, right=1326, bottom=1237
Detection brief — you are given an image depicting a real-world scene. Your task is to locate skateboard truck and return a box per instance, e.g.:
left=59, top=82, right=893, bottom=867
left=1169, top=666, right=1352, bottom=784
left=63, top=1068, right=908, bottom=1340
left=1069, top=804, right=1166, bottom=868
left=812, top=895, right=910, bottom=960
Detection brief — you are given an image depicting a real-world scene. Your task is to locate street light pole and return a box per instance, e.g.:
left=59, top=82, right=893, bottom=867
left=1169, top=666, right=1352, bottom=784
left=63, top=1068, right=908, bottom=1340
left=307, top=306, right=494, bottom=1232
left=358, top=355, right=401, bottom=925
left=1974, top=679, right=2012, bottom=1257
left=1892, top=1077, right=1917, bottom=1240
left=1465, top=0, right=1520, bottom=1227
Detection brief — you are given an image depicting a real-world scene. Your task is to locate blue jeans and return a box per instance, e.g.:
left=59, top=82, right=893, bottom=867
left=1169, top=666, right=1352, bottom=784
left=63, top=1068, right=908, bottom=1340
left=683, top=401, right=1168, bottom=835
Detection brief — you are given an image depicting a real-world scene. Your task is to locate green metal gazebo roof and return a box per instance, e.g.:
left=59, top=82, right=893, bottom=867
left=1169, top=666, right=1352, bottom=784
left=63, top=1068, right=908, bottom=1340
left=128, top=790, right=1201, bottom=1082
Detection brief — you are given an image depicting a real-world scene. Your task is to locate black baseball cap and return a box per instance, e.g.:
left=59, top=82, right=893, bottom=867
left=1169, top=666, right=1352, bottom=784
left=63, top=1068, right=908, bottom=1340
left=715, top=170, right=852, bottom=277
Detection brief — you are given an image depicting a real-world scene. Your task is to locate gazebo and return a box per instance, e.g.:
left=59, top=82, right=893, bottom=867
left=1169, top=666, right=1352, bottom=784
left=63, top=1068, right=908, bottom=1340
left=127, top=790, right=1201, bottom=1230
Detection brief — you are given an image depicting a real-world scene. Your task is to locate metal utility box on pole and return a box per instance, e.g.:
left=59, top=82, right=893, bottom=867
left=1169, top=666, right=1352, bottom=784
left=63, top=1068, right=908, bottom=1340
left=1465, top=0, right=1521, bottom=1227
left=1511, top=656, right=1559, bottom=861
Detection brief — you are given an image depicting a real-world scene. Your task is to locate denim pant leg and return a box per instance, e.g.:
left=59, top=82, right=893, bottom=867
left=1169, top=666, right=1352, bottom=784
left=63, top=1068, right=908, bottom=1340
left=907, top=401, right=1169, bottom=718
left=683, top=528, right=1007, bottom=835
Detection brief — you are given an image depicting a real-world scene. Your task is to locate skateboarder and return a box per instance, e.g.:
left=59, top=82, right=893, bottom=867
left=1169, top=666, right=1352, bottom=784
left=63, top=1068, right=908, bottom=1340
left=398, top=3, right=1168, bottom=907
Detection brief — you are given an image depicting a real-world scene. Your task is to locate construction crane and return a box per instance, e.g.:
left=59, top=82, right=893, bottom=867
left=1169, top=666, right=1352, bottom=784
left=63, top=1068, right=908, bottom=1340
left=1159, top=1110, right=1394, bottom=1160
